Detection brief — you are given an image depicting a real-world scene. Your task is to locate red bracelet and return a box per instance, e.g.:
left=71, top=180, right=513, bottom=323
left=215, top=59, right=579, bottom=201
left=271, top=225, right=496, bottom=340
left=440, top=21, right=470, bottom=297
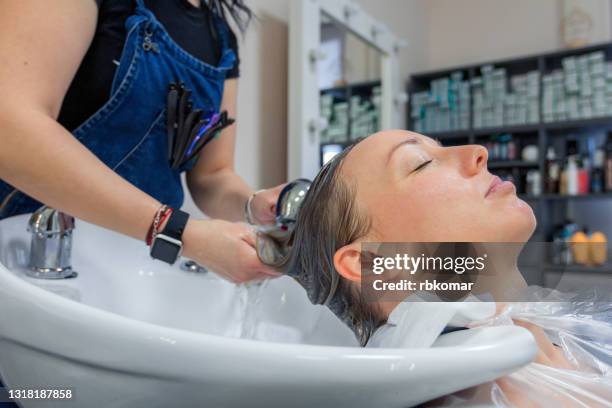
left=155, top=208, right=173, bottom=237
left=146, top=205, right=172, bottom=246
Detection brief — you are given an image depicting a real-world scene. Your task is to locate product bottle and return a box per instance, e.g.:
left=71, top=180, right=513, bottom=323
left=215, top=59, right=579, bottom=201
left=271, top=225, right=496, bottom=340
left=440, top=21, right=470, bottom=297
left=545, top=147, right=559, bottom=194
left=606, top=134, right=612, bottom=192
left=533, top=170, right=542, bottom=196
left=493, top=136, right=500, bottom=161
left=526, top=170, right=542, bottom=196
left=500, top=135, right=508, bottom=160
left=591, top=148, right=605, bottom=194
left=507, top=136, right=517, bottom=160
left=570, top=227, right=590, bottom=265
left=486, top=141, right=495, bottom=158
left=589, top=231, right=608, bottom=265
left=560, top=158, right=568, bottom=195
left=567, top=155, right=579, bottom=195
left=578, top=156, right=590, bottom=195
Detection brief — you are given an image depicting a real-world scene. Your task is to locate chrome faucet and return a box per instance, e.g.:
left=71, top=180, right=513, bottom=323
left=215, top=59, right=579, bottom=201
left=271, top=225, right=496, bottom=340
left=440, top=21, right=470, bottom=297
left=27, top=206, right=77, bottom=279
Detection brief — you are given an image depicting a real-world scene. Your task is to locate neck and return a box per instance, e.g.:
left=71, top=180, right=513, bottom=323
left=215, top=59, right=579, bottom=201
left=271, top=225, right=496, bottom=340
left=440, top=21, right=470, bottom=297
left=187, top=0, right=201, bottom=8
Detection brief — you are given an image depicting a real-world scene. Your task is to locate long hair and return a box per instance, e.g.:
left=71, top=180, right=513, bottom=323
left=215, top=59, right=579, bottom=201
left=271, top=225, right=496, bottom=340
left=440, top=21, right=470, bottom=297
left=270, top=145, right=386, bottom=346
left=209, top=0, right=254, bottom=33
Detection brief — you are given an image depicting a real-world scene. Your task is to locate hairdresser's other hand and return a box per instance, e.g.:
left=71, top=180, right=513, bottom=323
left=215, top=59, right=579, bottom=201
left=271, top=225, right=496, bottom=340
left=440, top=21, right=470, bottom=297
left=249, top=183, right=287, bottom=225
left=182, top=219, right=281, bottom=283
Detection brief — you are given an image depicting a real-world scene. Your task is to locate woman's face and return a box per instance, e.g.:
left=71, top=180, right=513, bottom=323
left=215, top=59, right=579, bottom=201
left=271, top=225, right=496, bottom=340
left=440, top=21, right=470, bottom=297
left=340, top=130, right=536, bottom=242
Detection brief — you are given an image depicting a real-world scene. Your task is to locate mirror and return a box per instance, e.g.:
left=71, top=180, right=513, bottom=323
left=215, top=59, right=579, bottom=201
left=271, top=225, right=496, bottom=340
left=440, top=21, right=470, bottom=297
left=318, top=13, right=383, bottom=165
left=288, top=0, right=400, bottom=180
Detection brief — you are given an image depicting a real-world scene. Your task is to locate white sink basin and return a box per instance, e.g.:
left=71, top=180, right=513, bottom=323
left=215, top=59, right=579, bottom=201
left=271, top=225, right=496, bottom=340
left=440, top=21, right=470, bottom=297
left=0, top=214, right=537, bottom=407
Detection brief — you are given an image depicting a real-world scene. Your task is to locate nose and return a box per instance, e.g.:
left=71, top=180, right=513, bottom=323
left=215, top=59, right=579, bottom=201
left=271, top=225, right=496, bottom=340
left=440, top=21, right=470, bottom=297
left=454, top=144, right=488, bottom=176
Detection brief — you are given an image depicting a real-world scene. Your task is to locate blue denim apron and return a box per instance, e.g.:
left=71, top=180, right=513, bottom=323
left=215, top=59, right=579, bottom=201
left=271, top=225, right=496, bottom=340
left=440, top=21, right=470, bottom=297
left=0, top=0, right=236, bottom=219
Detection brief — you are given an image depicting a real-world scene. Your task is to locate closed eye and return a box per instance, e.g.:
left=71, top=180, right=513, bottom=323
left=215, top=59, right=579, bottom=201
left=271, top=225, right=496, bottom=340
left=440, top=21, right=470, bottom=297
left=412, top=159, right=432, bottom=173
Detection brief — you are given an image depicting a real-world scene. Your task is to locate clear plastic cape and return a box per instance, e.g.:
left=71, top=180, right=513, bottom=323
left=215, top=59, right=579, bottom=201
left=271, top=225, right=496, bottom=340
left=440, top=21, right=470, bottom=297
left=424, top=287, right=612, bottom=407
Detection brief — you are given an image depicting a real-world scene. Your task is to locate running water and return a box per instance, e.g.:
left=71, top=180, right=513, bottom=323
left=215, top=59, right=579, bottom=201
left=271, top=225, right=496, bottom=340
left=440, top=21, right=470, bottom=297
left=238, top=280, right=270, bottom=340
left=236, top=278, right=307, bottom=343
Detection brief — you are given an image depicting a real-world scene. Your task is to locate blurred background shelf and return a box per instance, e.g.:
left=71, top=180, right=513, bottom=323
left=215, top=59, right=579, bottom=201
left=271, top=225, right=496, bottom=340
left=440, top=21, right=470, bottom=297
left=428, top=117, right=612, bottom=139
left=428, top=129, right=471, bottom=139
left=473, top=124, right=540, bottom=136
left=542, top=193, right=612, bottom=200
left=545, top=116, right=612, bottom=131
left=488, top=160, right=539, bottom=169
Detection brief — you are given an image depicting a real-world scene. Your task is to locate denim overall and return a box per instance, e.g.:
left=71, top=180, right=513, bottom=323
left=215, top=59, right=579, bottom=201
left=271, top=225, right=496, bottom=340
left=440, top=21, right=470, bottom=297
left=0, top=0, right=236, bottom=219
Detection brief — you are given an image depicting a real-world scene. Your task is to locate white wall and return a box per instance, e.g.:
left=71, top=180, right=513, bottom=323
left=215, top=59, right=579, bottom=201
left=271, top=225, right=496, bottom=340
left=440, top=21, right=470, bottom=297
left=233, top=0, right=290, bottom=189
left=357, top=0, right=428, bottom=80
left=424, top=0, right=562, bottom=70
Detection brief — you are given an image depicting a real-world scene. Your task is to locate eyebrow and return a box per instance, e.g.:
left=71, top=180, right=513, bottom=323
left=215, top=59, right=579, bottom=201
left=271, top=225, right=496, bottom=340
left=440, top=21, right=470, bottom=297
left=386, top=137, right=443, bottom=164
left=386, top=138, right=419, bottom=164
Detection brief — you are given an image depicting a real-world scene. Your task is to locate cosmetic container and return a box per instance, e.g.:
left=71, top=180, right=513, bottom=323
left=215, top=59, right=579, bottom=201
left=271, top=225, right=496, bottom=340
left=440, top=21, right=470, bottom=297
left=577, top=157, right=590, bottom=195
left=589, top=231, right=608, bottom=265
left=591, top=148, right=605, bottom=193
left=606, top=134, right=612, bottom=192
left=545, top=147, right=560, bottom=194
left=521, top=145, right=539, bottom=162
left=526, top=170, right=542, bottom=196
left=570, top=229, right=590, bottom=265
left=507, top=137, right=517, bottom=160
left=560, top=161, right=568, bottom=195
left=567, top=155, right=579, bottom=196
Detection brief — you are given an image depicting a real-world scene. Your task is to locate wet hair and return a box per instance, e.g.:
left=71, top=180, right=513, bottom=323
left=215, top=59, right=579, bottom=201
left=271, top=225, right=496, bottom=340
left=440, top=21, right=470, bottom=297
left=272, top=145, right=386, bottom=346
left=209, top=0, right=253, bottom=33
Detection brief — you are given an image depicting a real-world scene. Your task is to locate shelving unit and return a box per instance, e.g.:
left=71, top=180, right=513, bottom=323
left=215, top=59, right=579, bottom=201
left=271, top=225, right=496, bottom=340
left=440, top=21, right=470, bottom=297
left=407, top=42, right=612, bottom=282
left=319, top=80, right=382, bottom=165
left=415, top=117, right=612, bottom=141
left=487, top=160, right=538, bottom=169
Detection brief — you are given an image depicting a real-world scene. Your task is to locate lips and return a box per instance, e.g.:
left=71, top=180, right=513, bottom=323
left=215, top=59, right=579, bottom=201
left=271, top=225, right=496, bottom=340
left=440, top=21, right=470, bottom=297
left=486, top=175, right=515, bottom=197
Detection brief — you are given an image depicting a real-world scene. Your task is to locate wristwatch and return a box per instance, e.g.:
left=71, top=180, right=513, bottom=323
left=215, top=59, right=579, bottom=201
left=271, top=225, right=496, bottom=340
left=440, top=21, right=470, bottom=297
left=150, top=209, right=190, bottom=264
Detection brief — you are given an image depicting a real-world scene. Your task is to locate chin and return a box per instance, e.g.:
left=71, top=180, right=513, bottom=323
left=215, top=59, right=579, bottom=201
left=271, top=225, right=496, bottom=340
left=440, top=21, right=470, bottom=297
left=518, top=199, right=537, bottom=231
left=506, top=196, right=537, bottom=239
left=484, top=204, right=536, bottom=242
left=509, top=209, right=537, bottom=242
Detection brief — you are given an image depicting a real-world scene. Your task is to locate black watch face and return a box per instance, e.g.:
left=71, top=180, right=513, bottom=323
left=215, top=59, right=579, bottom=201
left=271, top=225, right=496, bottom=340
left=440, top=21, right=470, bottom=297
left=151, top=237, right=181, bottom=264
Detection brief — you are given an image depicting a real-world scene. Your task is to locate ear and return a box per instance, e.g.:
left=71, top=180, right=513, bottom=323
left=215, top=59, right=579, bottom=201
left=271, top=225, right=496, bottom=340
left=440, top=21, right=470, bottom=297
left=333, top=242, right=362, bottom=283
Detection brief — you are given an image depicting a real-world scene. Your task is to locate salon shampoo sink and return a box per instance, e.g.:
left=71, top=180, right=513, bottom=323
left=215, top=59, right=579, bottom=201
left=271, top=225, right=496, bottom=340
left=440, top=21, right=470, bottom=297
left=0, top=214, right=537, bottom=407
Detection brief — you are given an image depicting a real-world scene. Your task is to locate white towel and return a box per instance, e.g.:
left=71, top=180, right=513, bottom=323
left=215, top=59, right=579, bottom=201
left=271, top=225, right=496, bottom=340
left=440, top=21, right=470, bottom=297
left=367, top=295, right=496, bottom=348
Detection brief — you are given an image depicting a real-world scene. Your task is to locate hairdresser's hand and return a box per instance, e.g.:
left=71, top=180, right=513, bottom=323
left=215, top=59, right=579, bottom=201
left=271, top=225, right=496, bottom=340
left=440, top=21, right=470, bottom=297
left=182, top=219, right=282, bottom=284
left=249, top=183, right=287, bottom=225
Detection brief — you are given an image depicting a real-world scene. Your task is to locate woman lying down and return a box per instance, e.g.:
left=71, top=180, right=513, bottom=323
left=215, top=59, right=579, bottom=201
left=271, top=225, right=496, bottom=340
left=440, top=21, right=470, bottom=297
left=261, top=130, right=612, bottom=407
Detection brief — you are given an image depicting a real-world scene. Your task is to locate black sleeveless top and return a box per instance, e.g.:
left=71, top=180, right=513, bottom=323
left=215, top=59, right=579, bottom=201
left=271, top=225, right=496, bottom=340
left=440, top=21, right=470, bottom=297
left=58, top=0, right=240, bottom=131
